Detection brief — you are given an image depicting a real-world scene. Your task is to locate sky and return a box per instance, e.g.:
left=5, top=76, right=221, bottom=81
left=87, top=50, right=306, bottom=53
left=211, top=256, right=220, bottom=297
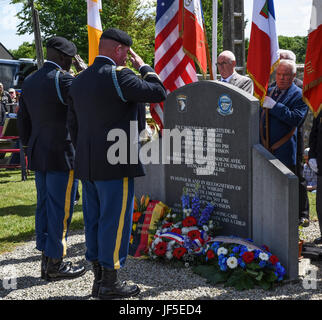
left=0, top=0, right=314, bottom=51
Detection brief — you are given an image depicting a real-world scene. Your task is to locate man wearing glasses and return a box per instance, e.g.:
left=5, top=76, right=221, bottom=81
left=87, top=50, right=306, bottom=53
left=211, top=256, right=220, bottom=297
left=216, top=50, right=254, bottom=94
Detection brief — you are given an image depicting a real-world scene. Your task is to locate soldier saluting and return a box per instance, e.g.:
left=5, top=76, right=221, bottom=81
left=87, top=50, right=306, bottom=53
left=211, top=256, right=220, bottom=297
left=68, top=28, right=166, bottom=299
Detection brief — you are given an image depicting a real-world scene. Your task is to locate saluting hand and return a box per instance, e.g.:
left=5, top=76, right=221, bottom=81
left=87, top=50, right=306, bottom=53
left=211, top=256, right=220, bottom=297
left=129, top=48, right=145, bottom=71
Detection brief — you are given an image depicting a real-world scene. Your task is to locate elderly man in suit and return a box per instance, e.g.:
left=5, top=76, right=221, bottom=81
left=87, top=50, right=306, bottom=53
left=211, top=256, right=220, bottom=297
left=68, top=28, right=166, bottom=300
left=17, top=37, right=85, bottom=282
left=260, top=59, right=308, bottom=173
left=217, top=50, right=254, bottom=94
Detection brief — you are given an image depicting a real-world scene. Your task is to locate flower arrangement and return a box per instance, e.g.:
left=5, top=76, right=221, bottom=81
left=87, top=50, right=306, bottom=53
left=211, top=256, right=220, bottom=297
left=148, top=189, right=286, bottom=290
left=130, top=195, right=150, bottom=244
left=149, top=188, right=218, bottom=266
left=193, top=238, right=286, bottom=290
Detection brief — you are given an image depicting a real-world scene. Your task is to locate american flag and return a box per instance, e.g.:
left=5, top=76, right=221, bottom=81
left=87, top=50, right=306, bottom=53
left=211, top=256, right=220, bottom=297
left=151, top=0, right=207, bottom=130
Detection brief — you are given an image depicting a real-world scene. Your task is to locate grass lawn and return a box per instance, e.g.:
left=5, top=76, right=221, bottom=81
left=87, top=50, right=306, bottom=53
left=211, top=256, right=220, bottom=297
left=0, top=169, right=319, bottom=255
left=0, top=169, right=84, bottom=254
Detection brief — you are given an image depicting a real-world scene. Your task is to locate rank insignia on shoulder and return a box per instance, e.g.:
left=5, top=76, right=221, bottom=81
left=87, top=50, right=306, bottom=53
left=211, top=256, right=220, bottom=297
left=143, top=72, right=161, bottom=82
left=56, top=68, right=66, bottom=74
left=116, top=66, right=127, bottom=72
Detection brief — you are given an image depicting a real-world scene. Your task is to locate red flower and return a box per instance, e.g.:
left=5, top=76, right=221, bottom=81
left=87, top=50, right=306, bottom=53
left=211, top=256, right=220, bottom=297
left=206, top=250, right=215, bottom=260
left=182, top=216, right=197, bottom=227
left=132, top=211, right=142, bottom=223
left=187, top=230, right=201, bottom=240
left=162, top=222, right=173, bottom=229
left=155, top=241, right=167, bottom=256
left=269, top=255, right=279, bottom=265
left=173, top=247, right=187, bottom=259
left=242, top=251, right=254, bottom=264
left=262, top=245, right=270, bottom=252
left=171, top=228, right=182, bottom=234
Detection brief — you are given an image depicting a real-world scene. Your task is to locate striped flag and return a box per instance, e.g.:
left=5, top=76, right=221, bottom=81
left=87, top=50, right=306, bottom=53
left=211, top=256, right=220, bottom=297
left=303, top=0, right=322, bottom=117
left=246, top=0, right=279, bottom=105
left=87, top=0, right=102, bottom=65
left=152, top=0, right=207, bottom=130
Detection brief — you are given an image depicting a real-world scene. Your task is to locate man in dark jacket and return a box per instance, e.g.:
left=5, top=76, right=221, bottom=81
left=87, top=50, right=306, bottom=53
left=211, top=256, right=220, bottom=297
left=68, top=28, right=166, bottom=299
left=308, top=111, right=322, bottom=244
left=261, top=60, right=308, bottom=169
left=17, top=36, right=85, bottom=281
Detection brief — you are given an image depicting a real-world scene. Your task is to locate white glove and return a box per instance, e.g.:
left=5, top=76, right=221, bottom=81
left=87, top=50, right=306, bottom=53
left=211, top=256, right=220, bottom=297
left=263, top=96, right=276, bottom=109
left=309, top=158, right=318, bottom=173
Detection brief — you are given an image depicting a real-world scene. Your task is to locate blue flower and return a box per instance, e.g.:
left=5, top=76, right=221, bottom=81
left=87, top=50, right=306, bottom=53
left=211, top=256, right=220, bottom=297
left=254, top=250, right=261, bottom=259
left=218, top=257, right=227, bottom=271
left=238, top=257, right=246, bottom=269
left=259, top=260, right=266, bottom=268
left=181, top=194, right=190, bottom=210
left=232, top=246, right=240, bottom=254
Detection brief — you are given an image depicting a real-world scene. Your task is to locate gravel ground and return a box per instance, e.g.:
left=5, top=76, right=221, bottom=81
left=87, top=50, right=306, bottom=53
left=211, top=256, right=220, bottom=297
left=0, top=222, right=321, bottom=301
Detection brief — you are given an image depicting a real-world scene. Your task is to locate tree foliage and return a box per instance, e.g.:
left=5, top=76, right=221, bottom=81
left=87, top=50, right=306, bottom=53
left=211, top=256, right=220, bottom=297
left=278, top=36, right=308, bottom=64
left=11, top=0, right=156, bottom=65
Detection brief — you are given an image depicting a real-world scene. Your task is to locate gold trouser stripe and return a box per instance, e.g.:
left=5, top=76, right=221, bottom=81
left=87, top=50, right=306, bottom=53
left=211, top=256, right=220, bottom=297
left=113, top=177, right=128, bottom=269
left=62, top=170, right=74, bottom=257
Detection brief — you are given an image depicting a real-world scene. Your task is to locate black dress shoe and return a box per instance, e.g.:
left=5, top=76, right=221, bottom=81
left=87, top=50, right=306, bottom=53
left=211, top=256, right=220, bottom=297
left=45, top=257, right=86, bottom=281
left=313, top=237, right=322, bottom=244
left=299, top=217, right=310, bottom=227
left=41, top=252, right=48, bottom=279
left=91, top=261, right=102, bottom=298
left=98, top=268, right=140, bottom=300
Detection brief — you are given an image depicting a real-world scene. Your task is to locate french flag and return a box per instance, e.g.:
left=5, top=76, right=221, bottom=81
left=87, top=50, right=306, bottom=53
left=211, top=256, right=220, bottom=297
left=246, top=0, right=279, bottom=105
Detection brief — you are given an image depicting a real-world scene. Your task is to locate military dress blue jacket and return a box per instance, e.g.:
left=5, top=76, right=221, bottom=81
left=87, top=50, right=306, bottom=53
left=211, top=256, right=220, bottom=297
left=17, top=62, right=75, bottom=172
left=261, top=83, right=308, bottom=167
left=68, top=56, right=166, bottom=181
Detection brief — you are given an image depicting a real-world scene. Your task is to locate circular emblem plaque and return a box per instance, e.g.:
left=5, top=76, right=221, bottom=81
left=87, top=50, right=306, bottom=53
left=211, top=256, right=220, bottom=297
left=217, top=94, right=233, bottom=116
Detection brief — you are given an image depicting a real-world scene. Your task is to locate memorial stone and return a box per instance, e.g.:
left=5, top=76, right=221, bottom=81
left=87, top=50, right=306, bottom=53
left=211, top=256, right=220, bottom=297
left=163, top=80, right=259, bottom=238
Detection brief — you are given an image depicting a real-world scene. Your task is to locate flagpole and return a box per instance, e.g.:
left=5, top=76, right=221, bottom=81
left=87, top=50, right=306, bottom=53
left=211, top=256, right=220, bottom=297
left=265, top=109, right=269, bottom=149
left=203, top=27, right=214, bottom=80
left=212, top=0, right=218, bottom=80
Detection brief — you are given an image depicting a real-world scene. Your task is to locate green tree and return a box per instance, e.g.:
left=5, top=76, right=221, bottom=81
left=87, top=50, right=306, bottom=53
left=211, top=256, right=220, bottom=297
left=278, top=36, right=308, bottom=64
left=202, top=0, right=223, bottom=56
left=11, top=0, right=155, bottom=65
left=9, top=41, right=46, bottom=59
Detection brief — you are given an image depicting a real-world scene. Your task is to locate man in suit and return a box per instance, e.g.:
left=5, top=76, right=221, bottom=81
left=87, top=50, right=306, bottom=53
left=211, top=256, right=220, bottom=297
left=261, top=59, right=308, bottom=173
left=68, top=28, right=166, bottom=300
left=270, top=49, right=310, bottom=227
left=17, top=36, right=85, bottom=281
left=217, top=50, right=254, bottom=94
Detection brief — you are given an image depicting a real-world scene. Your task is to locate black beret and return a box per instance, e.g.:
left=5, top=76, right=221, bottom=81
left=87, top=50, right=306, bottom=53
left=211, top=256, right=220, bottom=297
left=100, top=28, right=132, bottom=47
left=46, top=36, right=77, bottom=57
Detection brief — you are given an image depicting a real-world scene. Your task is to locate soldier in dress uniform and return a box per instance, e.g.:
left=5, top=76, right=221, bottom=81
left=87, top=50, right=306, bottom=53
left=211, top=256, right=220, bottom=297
left=17, top=36, right=86, bottom=281
left=68, top=28, right=166, bottom=299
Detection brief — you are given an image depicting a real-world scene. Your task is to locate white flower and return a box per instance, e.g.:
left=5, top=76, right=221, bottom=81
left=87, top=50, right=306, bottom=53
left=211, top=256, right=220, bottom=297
left=172, top=214, right=176, bottom=218
left=209, top=224, right=214, bottom=230
left=166, top=251, right=173, bottom=260
left=217, top=247, right=228, bottom=256
left=227, top=256, right=238, bottom=269
left=203, top=225, right=209, bottom=232
left=259, top=252, right=269, bottom=261
left=166, top=213, right=171, bottom=218
left=181, top=227, right=190, bottom=235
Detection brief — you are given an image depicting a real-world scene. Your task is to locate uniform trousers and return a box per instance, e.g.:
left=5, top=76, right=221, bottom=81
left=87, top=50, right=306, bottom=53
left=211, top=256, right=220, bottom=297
left=35, top=170, right=78, bottom=259
left=82, top=177, right=134, bottom=270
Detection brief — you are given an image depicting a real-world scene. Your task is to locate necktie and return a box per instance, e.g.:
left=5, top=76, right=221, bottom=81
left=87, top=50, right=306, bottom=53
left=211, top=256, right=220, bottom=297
left=273, top=87, right=281, bottom=100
